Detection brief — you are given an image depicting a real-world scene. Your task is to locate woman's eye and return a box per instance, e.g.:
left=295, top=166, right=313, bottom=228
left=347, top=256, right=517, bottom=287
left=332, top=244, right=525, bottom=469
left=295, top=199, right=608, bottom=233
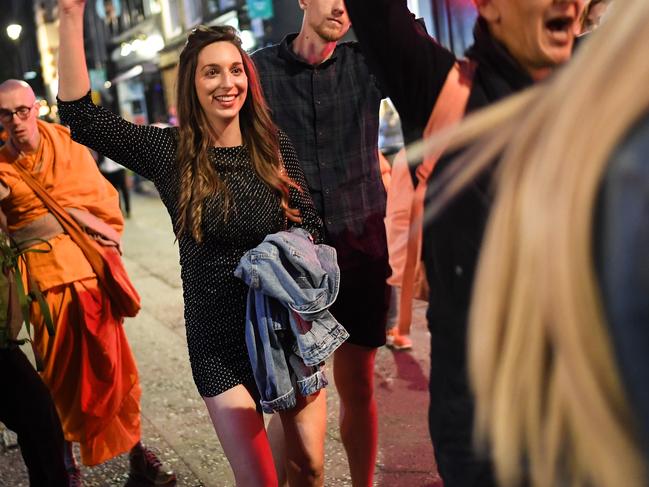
left=232, top=67, right=243, bottom=75
left=206, top=68, right=217, bottom=76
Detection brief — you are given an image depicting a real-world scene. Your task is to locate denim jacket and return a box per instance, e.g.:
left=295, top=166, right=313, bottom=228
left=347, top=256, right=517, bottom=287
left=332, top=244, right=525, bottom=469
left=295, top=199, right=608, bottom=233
left=235, top=227, right=348, bottom=413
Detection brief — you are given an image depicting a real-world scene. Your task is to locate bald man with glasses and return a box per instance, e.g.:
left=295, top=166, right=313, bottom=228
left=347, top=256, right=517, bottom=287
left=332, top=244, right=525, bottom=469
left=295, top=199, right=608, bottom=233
left=0, top=105, right=35, bottom=122
left=0, top=79, right=176, bottom=486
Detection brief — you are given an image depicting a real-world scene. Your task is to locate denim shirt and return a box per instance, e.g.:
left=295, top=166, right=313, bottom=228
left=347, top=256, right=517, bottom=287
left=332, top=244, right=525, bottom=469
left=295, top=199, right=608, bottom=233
left=235, top=227, right=348, bottom=413
left=595, top=114, right=649, bottom=463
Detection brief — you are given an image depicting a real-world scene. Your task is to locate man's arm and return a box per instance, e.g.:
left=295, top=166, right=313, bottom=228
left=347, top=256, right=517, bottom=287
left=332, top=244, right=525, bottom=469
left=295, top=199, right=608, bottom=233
left=346, top=0, right=456, bottom=137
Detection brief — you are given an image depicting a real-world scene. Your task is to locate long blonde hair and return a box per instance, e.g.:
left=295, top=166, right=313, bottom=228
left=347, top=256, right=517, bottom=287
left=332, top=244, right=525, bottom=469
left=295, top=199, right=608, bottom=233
left=410, top=1, right=649, bottom=485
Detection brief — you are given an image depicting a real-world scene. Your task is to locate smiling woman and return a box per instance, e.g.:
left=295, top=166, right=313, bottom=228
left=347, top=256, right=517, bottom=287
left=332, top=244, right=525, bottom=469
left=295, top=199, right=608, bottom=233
left=174, top=25, right=303, bottom=244
left=56, top=1, right=327, bottom=485
left=194, top=43, right=248, bottom=123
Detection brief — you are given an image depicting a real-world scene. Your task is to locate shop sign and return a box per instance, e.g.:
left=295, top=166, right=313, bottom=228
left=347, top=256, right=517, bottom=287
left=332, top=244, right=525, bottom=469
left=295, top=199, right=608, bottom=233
left=247, top=0, right=273, bottom=19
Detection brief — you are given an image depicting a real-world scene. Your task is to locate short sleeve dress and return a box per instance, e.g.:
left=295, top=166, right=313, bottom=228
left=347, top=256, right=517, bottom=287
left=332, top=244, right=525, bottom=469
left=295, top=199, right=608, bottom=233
left=57, top=94, right=323, bottom=398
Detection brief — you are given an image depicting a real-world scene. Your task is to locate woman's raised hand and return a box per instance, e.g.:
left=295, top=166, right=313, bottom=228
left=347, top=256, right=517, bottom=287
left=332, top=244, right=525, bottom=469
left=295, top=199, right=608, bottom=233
left=58, top=0, right=86, bottom=14
left=57, top=0, right=90, bottom=100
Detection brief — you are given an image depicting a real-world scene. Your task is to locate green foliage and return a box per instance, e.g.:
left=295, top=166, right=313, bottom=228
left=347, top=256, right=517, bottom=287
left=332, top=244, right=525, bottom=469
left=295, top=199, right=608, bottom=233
left=0, top=232, right=54, bottom=370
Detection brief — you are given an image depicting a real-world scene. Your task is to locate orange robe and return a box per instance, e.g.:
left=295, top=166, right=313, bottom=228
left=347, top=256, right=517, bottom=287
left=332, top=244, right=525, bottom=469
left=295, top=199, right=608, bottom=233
left=0, top=120, right=141, bottom=466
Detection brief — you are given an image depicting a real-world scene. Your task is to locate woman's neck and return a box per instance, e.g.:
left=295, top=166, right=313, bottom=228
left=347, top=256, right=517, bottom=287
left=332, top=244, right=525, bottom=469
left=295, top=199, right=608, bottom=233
left=208, top=117, right=243, bottom=147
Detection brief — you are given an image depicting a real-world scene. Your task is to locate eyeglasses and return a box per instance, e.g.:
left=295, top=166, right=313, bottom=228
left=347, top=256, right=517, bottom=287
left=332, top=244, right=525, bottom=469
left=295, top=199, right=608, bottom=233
left=0, top=106, right=33, bottom=123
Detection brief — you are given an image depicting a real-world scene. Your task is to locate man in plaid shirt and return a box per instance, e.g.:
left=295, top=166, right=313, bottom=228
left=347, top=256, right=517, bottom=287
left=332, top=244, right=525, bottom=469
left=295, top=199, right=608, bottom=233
left=253, top=0, right=389, bottom=484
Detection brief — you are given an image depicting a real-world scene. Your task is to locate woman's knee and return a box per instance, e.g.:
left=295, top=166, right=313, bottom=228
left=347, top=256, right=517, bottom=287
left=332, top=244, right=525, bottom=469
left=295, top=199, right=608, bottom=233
left=279, top=391, right=327, bottom=485
left=339, top=376, right=375, bottom=407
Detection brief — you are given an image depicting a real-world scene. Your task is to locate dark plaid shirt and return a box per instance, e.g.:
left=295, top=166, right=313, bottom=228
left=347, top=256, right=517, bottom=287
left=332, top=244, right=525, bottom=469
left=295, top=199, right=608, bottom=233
left=252, top=35, right=388, bottom=268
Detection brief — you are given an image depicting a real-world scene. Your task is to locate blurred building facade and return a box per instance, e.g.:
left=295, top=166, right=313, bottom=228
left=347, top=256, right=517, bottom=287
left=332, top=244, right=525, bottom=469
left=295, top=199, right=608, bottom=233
left=0, top=0, right=46, bottom=97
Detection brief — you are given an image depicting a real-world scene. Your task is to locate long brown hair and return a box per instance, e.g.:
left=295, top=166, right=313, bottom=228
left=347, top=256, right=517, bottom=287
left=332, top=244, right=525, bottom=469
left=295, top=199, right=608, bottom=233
left=407, top=0, right=649, bottom=485
left=175, top=25, right=300, bottom=242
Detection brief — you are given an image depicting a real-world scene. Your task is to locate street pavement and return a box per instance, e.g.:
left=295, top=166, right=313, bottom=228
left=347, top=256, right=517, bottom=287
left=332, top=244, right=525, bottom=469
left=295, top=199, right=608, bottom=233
left=0, top=192, right=441, bottom=486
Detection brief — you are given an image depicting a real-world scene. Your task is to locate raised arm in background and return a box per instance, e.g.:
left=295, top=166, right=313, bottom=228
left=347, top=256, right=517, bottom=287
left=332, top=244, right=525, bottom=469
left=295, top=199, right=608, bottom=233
left=345, top=0, right=456, bottom=140
left=57, top=0, right=90, bottom=101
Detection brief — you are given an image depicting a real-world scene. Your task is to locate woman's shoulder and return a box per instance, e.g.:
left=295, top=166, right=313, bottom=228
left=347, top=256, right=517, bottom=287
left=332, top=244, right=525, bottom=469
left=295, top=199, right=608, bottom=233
left=277, top=130, right=300, bottom=162
left=277, top=129, right=294, bottom=149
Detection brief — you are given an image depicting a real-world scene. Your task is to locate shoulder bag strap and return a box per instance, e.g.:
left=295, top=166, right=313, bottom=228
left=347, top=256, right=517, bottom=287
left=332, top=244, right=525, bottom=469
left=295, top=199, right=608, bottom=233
left=12, top=163, right=110, bottom=287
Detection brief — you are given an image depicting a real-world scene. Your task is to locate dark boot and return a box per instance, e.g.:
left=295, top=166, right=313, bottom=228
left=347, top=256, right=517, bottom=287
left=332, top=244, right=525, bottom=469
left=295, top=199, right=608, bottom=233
left=126, top=442, right=176, bottom=486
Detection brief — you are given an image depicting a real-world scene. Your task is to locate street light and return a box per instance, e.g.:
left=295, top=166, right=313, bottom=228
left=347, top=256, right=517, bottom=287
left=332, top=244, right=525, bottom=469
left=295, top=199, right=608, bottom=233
left=6, top=23, right=24, bottom=79
left=6, top=24, right=22, bottom=41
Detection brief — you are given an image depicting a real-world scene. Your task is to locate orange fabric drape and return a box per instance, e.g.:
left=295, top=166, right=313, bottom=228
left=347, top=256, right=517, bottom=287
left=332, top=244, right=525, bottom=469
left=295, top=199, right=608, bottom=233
left=0, top=120, right=141, bottom=465
left=0, top=120, right=123, bottom=291
left=30, top=277, right=141, bottom=465
left=2, top=119, right=123, bottom=234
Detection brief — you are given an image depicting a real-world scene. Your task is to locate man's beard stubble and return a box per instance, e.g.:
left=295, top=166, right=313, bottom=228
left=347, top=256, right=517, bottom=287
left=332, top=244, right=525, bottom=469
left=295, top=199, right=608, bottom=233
left=314, top=22, right=345, bottom=43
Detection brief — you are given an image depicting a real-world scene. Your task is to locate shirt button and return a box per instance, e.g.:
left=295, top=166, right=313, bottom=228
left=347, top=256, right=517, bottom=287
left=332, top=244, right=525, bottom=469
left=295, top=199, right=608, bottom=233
left=315, top=100, right=321, bottom=105
left=324, top=188, right=330, bottom=195
left=455, top=265, right=463, bottom=276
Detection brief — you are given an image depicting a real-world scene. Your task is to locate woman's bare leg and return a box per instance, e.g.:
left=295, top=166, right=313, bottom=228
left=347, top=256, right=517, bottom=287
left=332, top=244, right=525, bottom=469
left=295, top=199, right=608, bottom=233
left=203, top=385, right=278, bottom=487
left=334, top=343, right=378, bottom=487
left=267, top=413, right=288, bottom=486
left=278, top=389, right=327, bottom=487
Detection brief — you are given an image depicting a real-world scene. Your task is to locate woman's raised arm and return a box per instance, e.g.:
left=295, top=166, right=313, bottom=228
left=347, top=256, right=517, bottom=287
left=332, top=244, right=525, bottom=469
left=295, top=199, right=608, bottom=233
left=57, top=0, right=90, bottom=101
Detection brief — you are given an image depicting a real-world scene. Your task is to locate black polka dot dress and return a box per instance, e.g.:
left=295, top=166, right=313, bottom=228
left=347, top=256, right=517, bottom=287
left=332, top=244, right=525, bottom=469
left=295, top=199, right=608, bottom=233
left=58, top=94, right=323, bottom=397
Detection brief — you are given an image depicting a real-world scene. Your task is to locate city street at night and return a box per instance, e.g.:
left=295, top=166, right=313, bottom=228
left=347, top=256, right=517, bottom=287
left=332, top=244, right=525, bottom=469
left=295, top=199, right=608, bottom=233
left=2, top=1, right=639, bottom=486
left=0, top=193, right=439, bottom=487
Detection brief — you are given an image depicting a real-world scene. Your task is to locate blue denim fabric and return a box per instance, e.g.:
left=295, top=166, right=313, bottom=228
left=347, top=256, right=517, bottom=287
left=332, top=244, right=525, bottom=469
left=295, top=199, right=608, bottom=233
left=236, top=227, right=348, bottom=365
left=245, top=290, right=329, bottom=413
left=596, top=115, right=649, bottom=462
left=235, top=228, right=348, bottom=413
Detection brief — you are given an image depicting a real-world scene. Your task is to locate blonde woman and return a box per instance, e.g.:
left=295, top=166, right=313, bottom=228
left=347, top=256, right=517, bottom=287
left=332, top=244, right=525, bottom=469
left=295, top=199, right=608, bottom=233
left=416, top=0, right=649, bottom=485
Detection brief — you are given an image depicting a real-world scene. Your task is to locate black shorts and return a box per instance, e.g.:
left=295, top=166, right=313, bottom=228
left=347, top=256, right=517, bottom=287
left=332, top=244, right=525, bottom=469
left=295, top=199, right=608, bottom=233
left=330, top=259, right=391, bottom=348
